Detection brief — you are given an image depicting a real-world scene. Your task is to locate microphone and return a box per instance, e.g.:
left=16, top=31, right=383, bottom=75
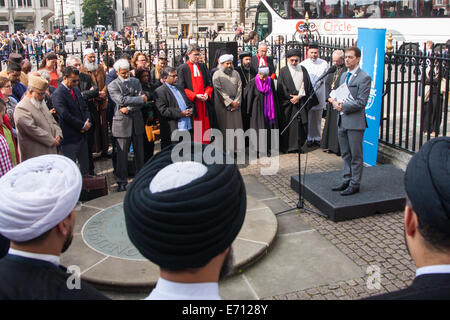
left=316, top=65, right=337, bottom=82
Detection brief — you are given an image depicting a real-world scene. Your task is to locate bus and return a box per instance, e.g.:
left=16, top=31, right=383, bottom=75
left=254, top=0, right=450, bottom=48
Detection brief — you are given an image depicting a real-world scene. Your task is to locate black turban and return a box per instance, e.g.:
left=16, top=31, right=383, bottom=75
left=286, top=49, right=302, bottom=58
left=404, top=137, right=450, bottom=234
left=239, top=51, right=252, bottom=60
left=124, top=142, right=247, bottom=270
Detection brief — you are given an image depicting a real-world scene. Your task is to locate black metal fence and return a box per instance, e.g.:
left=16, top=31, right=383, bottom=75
left=2, top=35, right=448, bottom=154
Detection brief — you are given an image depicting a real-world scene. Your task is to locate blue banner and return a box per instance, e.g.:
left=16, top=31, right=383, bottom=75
left=357, top=28, right=386, bottom=166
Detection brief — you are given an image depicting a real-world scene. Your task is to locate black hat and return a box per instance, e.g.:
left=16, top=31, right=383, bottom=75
left=286, top=49, right=302, bottom=58
left=308, top=43, right=319, bottom=49
left=239, top=51, right=252, bottom=59
left=404, top=137, right=450, bottom=234
left=124, top=142, right=247, bottom=270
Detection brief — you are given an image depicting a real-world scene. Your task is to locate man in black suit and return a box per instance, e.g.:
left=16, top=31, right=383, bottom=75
left=52, top=66, right=91, bottom=175
left=64, top=56, right=99, bottom=175
left=250, top=42, right=276, bottom=81
left=155, top=67, right=193, bottom=149
left=368, top=137, right=450, bottom=300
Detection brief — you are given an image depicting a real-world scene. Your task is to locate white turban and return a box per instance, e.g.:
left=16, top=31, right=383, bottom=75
left=84, top=48, right=95, bottom=56
left=219, top=54, right=234, bottom=64
left=0, top=155, right=82, bottom=242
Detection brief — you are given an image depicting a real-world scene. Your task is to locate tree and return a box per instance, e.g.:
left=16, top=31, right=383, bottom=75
left=239, top=0, right=245, bottom=25
left=82, top=0, right=114, bottom=29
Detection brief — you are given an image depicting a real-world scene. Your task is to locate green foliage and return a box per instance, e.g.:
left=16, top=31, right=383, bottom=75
left=82, top=0, right=114, bottom=29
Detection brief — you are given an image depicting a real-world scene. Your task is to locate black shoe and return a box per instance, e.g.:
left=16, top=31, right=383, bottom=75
left=307, top=141, right=313, bottom=148
left=313, top=140, right=321, bottom=147
left=101, top=152, right=112, bottom=159
left=332, top=182, right=349, bottom=191
left=117, top=184, right=127, bottom=192
left=340, top=186, right=360, bottom=196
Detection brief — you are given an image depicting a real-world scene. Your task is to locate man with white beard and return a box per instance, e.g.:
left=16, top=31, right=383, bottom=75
left=81, top=49, right=110, bottom=158
left=300, top=43, right=329, bottom=147
left=212, top=54, right=243, bottom=154
left=14, top=75, right=63, bottom=161
left=277, top=49, right=318, bottom=153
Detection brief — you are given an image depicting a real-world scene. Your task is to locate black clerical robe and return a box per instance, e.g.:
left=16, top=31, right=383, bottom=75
left=237, top=64, right=257, bottom=131
left=0, top=254, right=109, bottom=300
left=245, top=77, right=280, bottom=154
left=277, top=65, right=318, bottom=153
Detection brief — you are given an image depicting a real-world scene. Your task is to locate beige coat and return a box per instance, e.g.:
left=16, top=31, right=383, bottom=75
left=14, top=96, right=63, bottom=161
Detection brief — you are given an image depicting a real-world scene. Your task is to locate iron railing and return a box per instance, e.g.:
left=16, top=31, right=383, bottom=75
left=1, top=35, right=448, bottom=154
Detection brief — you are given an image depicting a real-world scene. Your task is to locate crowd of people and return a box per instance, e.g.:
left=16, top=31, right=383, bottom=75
left=0, top=33, right=448, bottom=300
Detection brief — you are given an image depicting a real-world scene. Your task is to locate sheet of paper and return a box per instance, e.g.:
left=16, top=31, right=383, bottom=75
left=329, top=83, right=352, bottom=102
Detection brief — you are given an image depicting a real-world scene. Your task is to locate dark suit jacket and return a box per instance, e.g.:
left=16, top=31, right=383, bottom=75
left=251, top=55, right=276, bottom=78
left=154, top=83, right=194, bottom=148
left=52, top=84, right=91, bottom=145
left=57, top=73, right=99, bottom=102
left=106, top=68, right=118, bottom=124
left=0, top=254, right=108, bottom=300
left=366, top=273, right=450, bottom=300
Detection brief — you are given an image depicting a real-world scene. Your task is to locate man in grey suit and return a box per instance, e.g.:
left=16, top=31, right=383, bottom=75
left=108, top=59, right=148, bottom=192
left=328, top=46, right=371, bottom=196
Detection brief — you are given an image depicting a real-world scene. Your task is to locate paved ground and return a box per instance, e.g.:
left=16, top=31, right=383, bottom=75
left=91, top=142, right=414, bottom=300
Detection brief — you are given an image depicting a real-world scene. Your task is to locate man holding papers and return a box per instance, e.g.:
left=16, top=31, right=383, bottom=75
left=328, top=46, right=371, bottom=196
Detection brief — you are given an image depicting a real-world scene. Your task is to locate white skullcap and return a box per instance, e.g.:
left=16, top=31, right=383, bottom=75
left=258, top=67, right=270, bottom=75
left=0, top=155, right=82, bottom=242
left=149, top=161, right=208, bottom=193
left=219, top=54, right=234, bottom=64
left=84, top=48, right=95, bottom=56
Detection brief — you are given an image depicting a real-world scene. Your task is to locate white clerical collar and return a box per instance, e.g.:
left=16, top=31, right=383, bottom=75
left=193, top=64, right=201, bottom=77
left=259, top=57, right=266, bottom=67
left=416, top=264, right=450, bottom=277
left=145, top=277, right=221, bottom=300
left=8, top=248, right=60, bottom=267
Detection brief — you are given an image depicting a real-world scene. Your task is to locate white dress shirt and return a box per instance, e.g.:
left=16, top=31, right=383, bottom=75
left=145, top=278, right=221, bottom=300
left=416, top=264, right=450, bottom=277
left=300, top=58, right=329, bottom=110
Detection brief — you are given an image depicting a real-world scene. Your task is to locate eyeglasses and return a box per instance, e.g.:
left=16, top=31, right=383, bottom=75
left=289, top=59, right=299, bottom=62
left=34, top=91, right=46, bottom=96
left=2, top=85, right=12, bottom=88
left=168, top=74, right=178, bottom=78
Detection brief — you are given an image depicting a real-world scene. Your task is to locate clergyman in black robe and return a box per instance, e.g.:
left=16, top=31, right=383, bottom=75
left=245, top=67, right=280, bottom=155
left=321, top=50, right=345, bottom=154
left=277, top=49, right=318, bottom=153
left=237, top=51, right=257, bottom=132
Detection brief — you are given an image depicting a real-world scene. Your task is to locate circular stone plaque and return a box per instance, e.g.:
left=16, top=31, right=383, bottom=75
left=82, top=204, right=146, bottom=261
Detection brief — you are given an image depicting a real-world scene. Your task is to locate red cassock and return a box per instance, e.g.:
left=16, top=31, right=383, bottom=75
left=184, top=61, right=214, bottom=144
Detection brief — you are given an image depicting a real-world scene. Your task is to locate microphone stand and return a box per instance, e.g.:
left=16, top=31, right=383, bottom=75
left=276, top=77, right=329, bottom=218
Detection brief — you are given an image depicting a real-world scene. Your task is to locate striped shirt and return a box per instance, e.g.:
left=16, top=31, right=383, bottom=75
left=0, top=134, right=13, bottom=177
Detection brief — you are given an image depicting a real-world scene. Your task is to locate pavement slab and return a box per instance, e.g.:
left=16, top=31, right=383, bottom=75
left=242, top=230, right=365, bottom=299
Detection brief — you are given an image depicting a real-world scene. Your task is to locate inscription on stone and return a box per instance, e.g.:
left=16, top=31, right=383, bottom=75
left=82, top=204, right=146, bottom=261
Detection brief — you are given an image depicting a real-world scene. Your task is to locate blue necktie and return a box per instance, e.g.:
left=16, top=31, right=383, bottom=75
left=346, top=72, right=352, bottom=85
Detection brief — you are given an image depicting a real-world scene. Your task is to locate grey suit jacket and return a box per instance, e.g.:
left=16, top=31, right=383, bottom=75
left=338, top=67, right=371, bottom=130
left=108, top=77, right=145, bottom=138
